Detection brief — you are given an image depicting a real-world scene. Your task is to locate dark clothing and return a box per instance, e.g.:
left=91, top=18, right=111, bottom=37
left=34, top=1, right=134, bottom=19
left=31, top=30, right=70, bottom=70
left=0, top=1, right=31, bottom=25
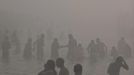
left=23, top=40, right=33, bottom=60
left=59, top=67, right=69, bottom=75
left=38, top=70, right=57, bottom=75
left=67, top=38, right=77, bottom=61
left=1, top=36, right=11, bottom=63
left=107, top=62, right=129, bottom=75
left=51, top=41, right=60, bottom=60
left=96, top=42, right=107, bottom=59
left=35, top=36, right=45, bottom=61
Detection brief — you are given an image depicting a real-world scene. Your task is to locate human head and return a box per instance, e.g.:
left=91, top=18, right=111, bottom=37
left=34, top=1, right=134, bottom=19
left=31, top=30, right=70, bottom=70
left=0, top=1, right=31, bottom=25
left=44, top=60, right=55, bottom=70
left=115, top=56, right=124, bottom=63
left=41, top=34, right=45, bottom=38
left=28, top=38, right=32, bottom=42
left=78, top=44, right=82, bottom=47
left=121, top=37, right=125, bottom=40
left=54, top=38, right=58, bottom=42
left=68, top=34, right=73, bottom=39
left=56, top=58, right=64, bottom=68
left=96, top=38, right=100, bottom=43
left=112, top=46, right=116, bottom=50
left=91, top=40, right=95, bottom=43
left=74, top=64, right=82, bottom=75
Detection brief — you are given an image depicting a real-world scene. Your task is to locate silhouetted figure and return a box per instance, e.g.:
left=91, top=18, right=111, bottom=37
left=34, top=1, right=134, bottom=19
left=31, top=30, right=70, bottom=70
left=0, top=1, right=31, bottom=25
left=66, top=34, right=77, bottom=62
left=74, top=64, right=82, bottom=75
left=74, top=44, right=84, bottom=63
left=38, top=60, right=57, bottom=75
left=117, top=37, right=131, bottom=58
left=111, top=46, right=118, bottom=60
left=56, top=58, right=69, bottom=75
left=23, top=38, right=33, bottom=60
left=51, top=38, right=60, bottom=60
left=1, top=35, right=11, bottom=63
left=107, top=56, right=129, bottom=75
left=34, top=34, right=45, bottom=61
left=11, top=30, right=21, bottom=55
left=87, top=40, right=97, bottom=64
left=96, top=38, right=107, bottom=59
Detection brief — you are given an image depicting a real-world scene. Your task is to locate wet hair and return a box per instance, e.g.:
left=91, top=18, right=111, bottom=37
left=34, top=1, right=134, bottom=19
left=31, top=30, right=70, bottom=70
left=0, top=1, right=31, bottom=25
left=45, top=60, right=55, bottom=70
left=74, top=64, right=82, bottom=73
left=56, top=58, right=64, bottom=64
left=116, top=56, right=123, bottom=63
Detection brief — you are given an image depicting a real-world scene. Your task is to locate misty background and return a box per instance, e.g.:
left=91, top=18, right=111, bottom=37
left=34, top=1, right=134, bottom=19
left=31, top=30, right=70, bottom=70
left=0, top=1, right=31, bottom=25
left=0, top=0, right=134, bottom=75
left=0, top=0, right=134, bottom=44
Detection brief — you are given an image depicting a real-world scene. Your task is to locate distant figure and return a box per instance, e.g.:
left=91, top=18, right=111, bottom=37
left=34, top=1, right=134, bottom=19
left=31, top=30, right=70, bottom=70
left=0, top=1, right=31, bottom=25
left=66, top=34, right=77, bottom=62
left=23, top=38, right=33, bottom=60
left=51, top=38, right=61, bottom=60
left=56, top=58, right=69, bottom=75
left=87, top=40, right=97, bottom=64
left=96, top=38, right=107, bottom=59
left=11, top=30, right=21, bottom=55
left=34, top=34, right=45, bottom=61
left=74, top=64, right=83, bottom=75
left=38, top=60, right=57, bottom=75
left=111, top=46, right=118, bottom=60
left=117, top=37, right=131, bottom=58
left=107, top=56, right=129, bottom=75
left=1, top=35, right=11, bottom=63
left=74, top=44, right=84, bottom=63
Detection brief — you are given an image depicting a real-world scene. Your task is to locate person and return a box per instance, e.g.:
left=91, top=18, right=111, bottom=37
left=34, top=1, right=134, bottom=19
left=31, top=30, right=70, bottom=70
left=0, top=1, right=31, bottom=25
left=96, top=38, right=107, bottom=59
left=34, top=34, right=45, bottom=61
left=107, top=56, right=129, bottom=75
left=38, top=60, right=57, bottom=75
left=56, top=58, right=69, bottom=75
left=87, top=40, right=97, bottom=64
left=23, top=37, right=33, bottom=60
left=1, top=34, right=11, bottom=63
left=117, top=37, right=131, bottom=58
left=74, top=64, right=83, bottom=75
left=74, top=44, right=84, bottom=63
left=66, top=34, right=77, bottom=62
left=11, top=30, right=21, bottom=55
left=51, top=38, right=61, bottom=60
left=111, top=46, right=118, bottom=60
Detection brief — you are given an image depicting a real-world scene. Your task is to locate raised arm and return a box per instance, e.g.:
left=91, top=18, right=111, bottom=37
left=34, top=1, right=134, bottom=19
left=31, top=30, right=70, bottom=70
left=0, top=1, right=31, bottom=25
left=121, top=60, right=129, bottom=70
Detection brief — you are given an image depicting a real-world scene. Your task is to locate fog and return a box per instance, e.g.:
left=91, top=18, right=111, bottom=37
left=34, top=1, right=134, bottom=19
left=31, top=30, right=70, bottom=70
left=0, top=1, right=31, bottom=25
left=0, top=0, right=134, bottom=75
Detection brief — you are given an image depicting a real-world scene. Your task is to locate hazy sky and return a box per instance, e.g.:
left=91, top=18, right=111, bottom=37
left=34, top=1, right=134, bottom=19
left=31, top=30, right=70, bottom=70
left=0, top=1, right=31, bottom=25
left=0, top=0, right=133, bottom=46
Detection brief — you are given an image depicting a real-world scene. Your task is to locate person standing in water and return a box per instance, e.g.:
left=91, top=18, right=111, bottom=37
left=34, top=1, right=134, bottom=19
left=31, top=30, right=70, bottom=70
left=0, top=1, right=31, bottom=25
left=107, top=56, right=129, bottom=75
left=38, top=60, right=57, bottom=75
left=74, top=44, right=84, bottom=63
left=65, top=34, right=77, bottom=62
left=111, top=46, right=118, bottom=60
left=96, top=38, right=107, bottom=60
left=23, top=37, right=33, bottom=60
left=51, top=38, right=61, bottom=60
left=34, top=34, right=45, bottom=61
left=87, top=40, right=97, bottom=64
left=56, top=58, right=69, bottom=75
left=11, top=30, right=21, bottom=55
left=1, top=34, right=11, bottom=63
left=74, top=64, right=83, bottom=75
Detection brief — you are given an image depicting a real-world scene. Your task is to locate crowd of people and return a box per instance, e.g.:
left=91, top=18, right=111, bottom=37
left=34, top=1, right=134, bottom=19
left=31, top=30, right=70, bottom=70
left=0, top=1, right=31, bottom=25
left=0, top=29, right=132, bottom=75
left=38, top=56, right=129, bottom=75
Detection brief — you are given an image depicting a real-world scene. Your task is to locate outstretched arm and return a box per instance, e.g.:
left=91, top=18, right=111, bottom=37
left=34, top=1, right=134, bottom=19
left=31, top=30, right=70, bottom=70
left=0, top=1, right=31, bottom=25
left=59, top=45, right=68, bottom=49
